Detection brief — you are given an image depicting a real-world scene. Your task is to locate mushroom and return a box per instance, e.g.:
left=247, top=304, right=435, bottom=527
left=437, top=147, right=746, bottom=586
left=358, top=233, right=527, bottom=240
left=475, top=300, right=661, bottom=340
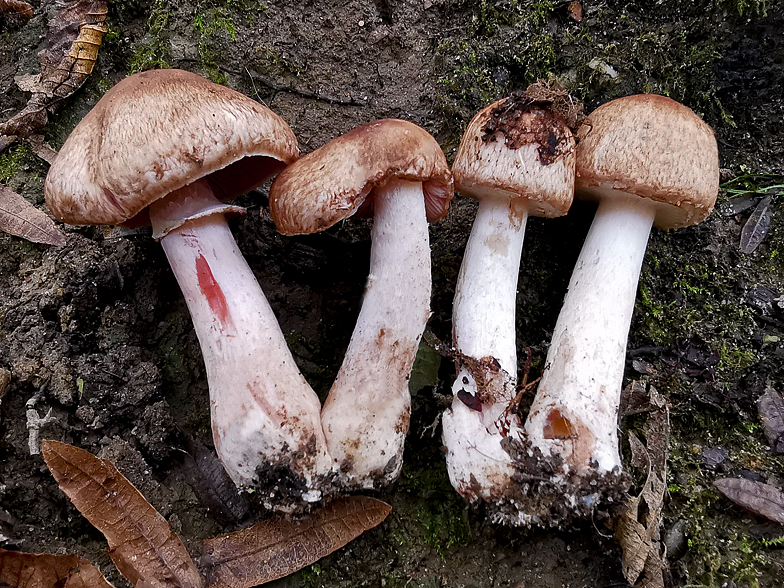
left=520, top=94, right=719, bottom=520
left=44, top=69, right=335, bottom=508
left=270, top=119, right=453, bottom=489
left=441, top=89, right=576, bottom=515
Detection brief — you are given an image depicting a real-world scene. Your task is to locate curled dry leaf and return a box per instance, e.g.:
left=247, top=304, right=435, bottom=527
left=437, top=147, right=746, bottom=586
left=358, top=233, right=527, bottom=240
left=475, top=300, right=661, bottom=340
left=40, top=439, right=203, bottom=588
left=0, top=548, right=113, bottom=588
left=714, top=478, right=784, bottom=525
left=0, top=0, right=107, bottom=151
left=201, top=496, right=392, bottom=588
left=0, top=184, right=67, bottom=246
left=615, top=384, right=670, bottom=588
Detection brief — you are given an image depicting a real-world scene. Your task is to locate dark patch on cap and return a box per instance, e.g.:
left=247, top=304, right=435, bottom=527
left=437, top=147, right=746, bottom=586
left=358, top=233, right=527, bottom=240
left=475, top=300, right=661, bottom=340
left=482, top=82, right=582, bottom=166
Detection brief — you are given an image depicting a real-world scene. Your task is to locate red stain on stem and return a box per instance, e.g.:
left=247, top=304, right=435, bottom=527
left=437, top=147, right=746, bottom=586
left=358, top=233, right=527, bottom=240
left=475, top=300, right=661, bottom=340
left=196, top=254, right=235, bottom=331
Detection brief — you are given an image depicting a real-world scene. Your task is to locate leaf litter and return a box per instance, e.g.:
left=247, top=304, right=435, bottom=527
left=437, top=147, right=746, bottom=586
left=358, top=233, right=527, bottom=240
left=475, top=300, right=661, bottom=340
left=0, top=440, right=391, bottom=588
left=0, top=0, right=108, bottom=152
left=758, top=386, right=784, bottom=455
left=714, top=478, right=784, bottom=526
left=615, top=382, right=670, bottom=588
left=0, top=549, right=113, bottom=588
left=0, top=183, right=66, bottom=246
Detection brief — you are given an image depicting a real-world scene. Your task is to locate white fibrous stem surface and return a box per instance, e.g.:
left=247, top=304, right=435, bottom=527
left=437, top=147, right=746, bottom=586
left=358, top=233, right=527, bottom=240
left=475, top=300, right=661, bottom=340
left=149, top=180, right=333, bottom=503
left=442, top=196, right=528, bottom=500
left=321, top=179, right=430, bottom=489
left=525, top=192, right=657, bottom=479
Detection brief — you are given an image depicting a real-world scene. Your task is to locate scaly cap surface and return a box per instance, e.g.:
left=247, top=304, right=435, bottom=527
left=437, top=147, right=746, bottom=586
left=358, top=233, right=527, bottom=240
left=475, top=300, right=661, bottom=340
left=575, top=94, right=719, bottom=230
left=45, top=69, right=299, bottom=226
left=269, top=119, right=453, bottom=235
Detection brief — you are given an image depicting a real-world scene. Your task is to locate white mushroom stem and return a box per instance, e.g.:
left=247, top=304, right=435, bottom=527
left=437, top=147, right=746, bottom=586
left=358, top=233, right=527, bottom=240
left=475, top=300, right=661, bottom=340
left=442, top=196, right=528, bottom=499
left=321, top=178, right=430, bottom=488
left=149, top=179, right=332, bottom=502
left=525, top=192, right=657, bottom=476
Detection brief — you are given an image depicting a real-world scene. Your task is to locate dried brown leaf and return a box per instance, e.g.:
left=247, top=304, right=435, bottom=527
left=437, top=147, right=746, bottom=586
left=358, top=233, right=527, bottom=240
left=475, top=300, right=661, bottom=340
left=758, top=386, right=784, bottom=455
left=0, top=0, right=107, bottom=151
left=0, top=0, right=33, bottom=19
left=615, top=384, right=670, bottom=588
left=39, top=0, right=108, bottom=100
left=0, top=184, right=66, bottom=246
left=740, top=195, right=773, bottom=253
left=714, top=478, right=784, bottom=525
left=201, top=496, right=392, bottom=588
left=0, top=548, right=113, bottom=588
left=40, top=440, right=203, bottom=588
left=25, top=135, right=58, bottom=166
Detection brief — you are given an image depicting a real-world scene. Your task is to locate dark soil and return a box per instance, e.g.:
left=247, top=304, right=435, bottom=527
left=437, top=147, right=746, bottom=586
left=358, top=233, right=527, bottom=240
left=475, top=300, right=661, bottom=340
left=1, top=1, right=783, bottom=587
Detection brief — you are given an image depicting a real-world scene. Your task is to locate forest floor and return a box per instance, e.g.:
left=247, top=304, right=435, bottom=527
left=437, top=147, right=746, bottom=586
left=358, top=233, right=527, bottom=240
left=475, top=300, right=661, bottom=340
left=1, top=1, right=783, bottom=587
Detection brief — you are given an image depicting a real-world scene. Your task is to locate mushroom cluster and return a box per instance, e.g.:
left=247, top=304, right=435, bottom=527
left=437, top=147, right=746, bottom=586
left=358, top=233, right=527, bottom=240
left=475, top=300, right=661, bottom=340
left=442, top=91, right=719, bottom=526
left=45, top=72, right=453, bottom=510
left=44, top=68, right=720, bottom=526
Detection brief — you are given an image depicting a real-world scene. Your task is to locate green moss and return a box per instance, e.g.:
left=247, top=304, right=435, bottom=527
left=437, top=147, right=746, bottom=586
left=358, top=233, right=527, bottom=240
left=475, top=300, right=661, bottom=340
left=128, top=0, right=171, bottom=74
left=192, top=8, right=240, bottom=84
left=0, top=143, right=31, bottom=182
left=252, top=44, right=306, bottom=78
left=720, top=0, right=769, bottom=16
left=397, top=462, right=469, bottom=560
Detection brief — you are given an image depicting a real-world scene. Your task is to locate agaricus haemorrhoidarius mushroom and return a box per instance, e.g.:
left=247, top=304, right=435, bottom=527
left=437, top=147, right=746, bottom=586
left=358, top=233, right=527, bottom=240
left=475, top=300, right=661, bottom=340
left=441, top=88, right=577, bottom=518
left=44, top=69, right=335, bottom=509
left=270, top=119, right=453, bottom=490
left=521, top=94, right=719, bottom=520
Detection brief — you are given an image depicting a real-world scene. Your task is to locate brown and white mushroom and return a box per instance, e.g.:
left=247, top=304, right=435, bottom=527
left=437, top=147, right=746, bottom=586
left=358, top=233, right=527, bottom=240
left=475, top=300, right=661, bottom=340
left=270, top=119, right=453, bottom=490
left=521, top=94, right=719, bottom=520
left=441, top=91, right=576, bottom=515
left=44, top=69, right=334, bottom=508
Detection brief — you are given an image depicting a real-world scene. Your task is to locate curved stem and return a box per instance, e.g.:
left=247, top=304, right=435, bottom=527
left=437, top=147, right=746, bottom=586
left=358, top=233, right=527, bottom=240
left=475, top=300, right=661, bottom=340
left=150, top=180, right=333, bottom=503
left=321, top=179, right=430, bottom=489
left=443, top=196, right=528, bottom=500
left=525, top=193, right=656, bottom=475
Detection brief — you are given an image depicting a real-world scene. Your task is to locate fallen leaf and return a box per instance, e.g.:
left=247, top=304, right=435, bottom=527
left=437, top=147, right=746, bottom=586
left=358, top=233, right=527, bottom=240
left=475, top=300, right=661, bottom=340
left=740, top=195, right=773, bottom=253
left=714, top=478, right=784, bottom=525
left=38, top=0, right=108, bottom=101
left=758, top=386, right=784, bottom=455
left=615, top=384, right=670, bottom=588
left=0, top=0, right=33, bottom=19
left=0, top=0, right=107, bottom=152
left=0, top=548, right=113, bottom=588
left=0, top=184, right=67, bottom=246
left=41, top=439, right=203, bottom=588
left=567, top=1, right=583, bottom=22
left=25, top=135, right=58, bottom=165
left=174, top=440, right=249, bottom=526
left=201, top=496, right=392, bottom=588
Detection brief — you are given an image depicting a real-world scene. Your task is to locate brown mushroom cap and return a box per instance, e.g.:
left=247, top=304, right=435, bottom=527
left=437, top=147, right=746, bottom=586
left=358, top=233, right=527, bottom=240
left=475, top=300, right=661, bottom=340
left=451, top=96, right=576, bottom=218
left=269, top=119, right=454, bottom=236
left=575, top=94, right=720, bottom=230
left=45, top=69, right=299, bottom=226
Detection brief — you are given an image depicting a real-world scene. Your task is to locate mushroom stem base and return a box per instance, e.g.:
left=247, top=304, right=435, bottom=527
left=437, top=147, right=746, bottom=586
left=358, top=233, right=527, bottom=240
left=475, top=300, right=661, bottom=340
left=321, top=179, right=430, bottom=490
left=150, top=181, right=334, bottom=509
